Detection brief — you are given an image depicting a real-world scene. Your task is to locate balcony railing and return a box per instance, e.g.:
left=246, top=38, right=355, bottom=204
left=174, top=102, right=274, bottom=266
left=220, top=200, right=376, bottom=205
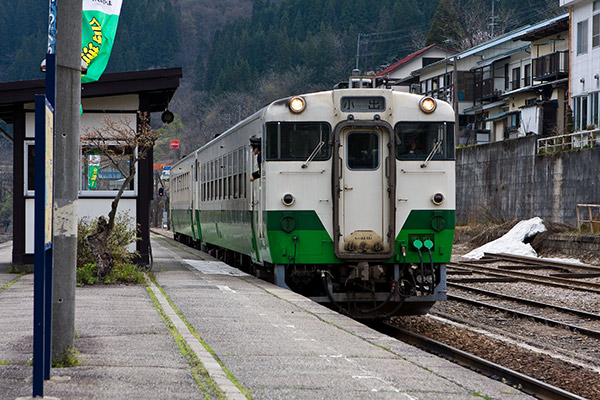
left=474, top=78, right=502, bottom=102
left=537, top=128, right=600, bottom=154
left=532, top=51, right=568, bottom=81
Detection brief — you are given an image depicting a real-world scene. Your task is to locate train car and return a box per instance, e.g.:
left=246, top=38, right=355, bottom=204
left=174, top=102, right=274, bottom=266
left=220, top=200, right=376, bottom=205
left=170, top=74, right=455, bottom=318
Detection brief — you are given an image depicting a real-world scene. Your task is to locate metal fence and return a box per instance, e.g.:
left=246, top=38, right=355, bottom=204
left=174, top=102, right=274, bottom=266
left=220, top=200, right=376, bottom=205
left=537, top=129, right=600, bottom=154
left=576, top=204, right=600, bottom=233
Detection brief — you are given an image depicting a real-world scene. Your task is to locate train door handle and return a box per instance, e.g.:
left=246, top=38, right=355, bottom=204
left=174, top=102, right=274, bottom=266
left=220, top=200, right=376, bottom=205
left=343, top=185, right=353, bottom=191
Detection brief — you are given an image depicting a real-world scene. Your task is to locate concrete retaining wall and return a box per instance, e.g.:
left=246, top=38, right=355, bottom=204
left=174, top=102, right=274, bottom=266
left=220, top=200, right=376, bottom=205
left=545, top=234, right=600, bottom=258
left=456, top=135, right=600, bottom=226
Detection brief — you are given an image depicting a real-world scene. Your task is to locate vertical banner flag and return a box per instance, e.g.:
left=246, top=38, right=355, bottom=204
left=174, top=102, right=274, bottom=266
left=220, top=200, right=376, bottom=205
left=81, top=0, right=123, bottom=83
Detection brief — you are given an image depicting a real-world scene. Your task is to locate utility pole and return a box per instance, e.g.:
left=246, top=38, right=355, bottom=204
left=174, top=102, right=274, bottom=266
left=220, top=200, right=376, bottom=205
left=52, top=0, right=82, bottom=362
left=490, top=0, right=498, bottom=37
left=355, top=34, right=361, bottom=71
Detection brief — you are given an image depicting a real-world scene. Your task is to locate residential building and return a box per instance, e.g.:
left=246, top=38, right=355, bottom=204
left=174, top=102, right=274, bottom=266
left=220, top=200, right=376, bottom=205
left=412, top=14, right=569, bottom=144
left=376, top=44, right=455, bottom=92
left=501, top=14, right=569, bottom=138
left=561, top=0, right=600, bottom=131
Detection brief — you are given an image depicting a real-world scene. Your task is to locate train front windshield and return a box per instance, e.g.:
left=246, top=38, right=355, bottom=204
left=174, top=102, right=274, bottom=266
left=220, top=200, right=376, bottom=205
left=265, top=122, right=331, bottom=161
left=395, top=122, right=455, bottom=160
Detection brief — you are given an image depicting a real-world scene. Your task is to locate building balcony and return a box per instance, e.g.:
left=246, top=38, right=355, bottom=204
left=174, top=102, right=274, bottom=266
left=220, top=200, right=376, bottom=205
left=532, top=51, right=568, bottom=82
left=474, top=78, right=502, bottom=103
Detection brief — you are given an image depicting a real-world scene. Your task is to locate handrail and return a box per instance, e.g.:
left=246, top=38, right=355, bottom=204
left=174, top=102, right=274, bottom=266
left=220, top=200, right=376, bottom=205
left=537, top=128, right=600, bottom=154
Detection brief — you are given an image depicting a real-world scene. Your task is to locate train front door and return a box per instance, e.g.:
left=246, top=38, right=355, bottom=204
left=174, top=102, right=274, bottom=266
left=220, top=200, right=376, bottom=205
left=335, top=124, right=395, bottom=260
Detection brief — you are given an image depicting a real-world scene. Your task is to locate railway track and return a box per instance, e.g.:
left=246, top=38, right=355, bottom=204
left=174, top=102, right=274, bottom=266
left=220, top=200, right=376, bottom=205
left=448, top=261, right=600, bottom=293
left=376, top=321, right=586, bottom=400
left=447, top=287, right=600, bottom=340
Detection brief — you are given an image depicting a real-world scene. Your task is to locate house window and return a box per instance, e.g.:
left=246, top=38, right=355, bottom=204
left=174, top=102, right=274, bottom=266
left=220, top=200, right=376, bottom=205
left=577, top=20, right=588, bottom=55
left=583, top=96, right=589, bottom=129
left=512, top=67, right=521, bottom=90
left=593, top=7, right=600, bottom=48
left=591, top=92, right=599, bottom=128
left=510, top=113, right=520, bottom=128
left=524, top=64, right=531, bottom=87
left=573, top=96, right=589, bottom=131
left=504, top=64, right=509, bottom=90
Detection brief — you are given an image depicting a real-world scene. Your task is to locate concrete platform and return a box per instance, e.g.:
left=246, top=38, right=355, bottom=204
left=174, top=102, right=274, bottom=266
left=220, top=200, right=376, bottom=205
left=0, top=236, right=535, bottom=399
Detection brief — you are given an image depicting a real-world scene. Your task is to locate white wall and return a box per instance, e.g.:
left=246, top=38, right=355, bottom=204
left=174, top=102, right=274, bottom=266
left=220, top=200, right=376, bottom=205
left=571, top=1, right=600, bottom=98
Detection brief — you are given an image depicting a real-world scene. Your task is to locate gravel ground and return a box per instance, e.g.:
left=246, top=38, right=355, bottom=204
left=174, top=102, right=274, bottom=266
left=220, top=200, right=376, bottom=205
left=389, top=315, right=600, bottom=399
left=394, top=239, right=600, bottom=399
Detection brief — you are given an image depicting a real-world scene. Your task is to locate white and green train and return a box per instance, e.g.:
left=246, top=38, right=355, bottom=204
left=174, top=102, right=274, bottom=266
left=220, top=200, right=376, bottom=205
left=170, top=75, right=455, bottom=317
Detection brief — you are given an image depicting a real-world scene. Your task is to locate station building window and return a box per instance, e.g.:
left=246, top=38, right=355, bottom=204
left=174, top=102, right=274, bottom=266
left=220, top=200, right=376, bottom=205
left=80, top=143, right=135, bottom=194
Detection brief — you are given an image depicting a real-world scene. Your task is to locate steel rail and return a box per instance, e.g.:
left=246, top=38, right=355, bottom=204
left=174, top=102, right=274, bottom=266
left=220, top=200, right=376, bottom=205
left=483, top=252, right=600, bottom=272
left=447, top=293, right=600, bottom=340
left=377, top=322, right=586, bottom=400
left=448, top=262, right=600, bottom=293
left=448, top=282, right=600, bottom=320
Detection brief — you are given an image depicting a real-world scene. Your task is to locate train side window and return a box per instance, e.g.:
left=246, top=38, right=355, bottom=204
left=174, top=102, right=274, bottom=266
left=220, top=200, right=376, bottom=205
left=221, top=155, right=225, bottom=199
left=208, top=160, right=214, bottom=201
left=202, top=163, right=206, bottom=202
left=228, top=152, right=233, bottom=199
left=238, top=148, right=245, bottom=198
left=223, top=155, right=227, bottom=199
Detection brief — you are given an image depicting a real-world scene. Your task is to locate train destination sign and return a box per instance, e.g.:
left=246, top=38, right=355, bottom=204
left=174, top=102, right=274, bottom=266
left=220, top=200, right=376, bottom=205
left=341, top=96, right=385, bottom=112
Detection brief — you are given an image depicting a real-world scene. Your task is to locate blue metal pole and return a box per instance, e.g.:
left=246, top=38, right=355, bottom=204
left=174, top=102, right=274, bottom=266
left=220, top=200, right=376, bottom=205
left=43, top=0, right=57, bottom=383
left=33, top=95, right=48, bottom=398
left=44, top=246, right=53, bottom=380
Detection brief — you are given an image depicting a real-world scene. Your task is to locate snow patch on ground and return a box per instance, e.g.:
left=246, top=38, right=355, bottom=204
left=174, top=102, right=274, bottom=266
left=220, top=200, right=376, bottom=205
left=463, top=217, right=547, bottom=260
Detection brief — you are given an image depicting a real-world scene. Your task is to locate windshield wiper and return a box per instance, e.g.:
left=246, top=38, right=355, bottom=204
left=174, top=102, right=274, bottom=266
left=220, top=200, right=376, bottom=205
left=301, top=140, right=325, bottom=169
left=420, top=140, right=442, bottom=168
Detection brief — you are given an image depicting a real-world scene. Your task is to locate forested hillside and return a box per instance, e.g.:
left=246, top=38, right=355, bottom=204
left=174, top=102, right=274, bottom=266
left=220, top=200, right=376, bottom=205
left=0, top=0, right=563, bottom=160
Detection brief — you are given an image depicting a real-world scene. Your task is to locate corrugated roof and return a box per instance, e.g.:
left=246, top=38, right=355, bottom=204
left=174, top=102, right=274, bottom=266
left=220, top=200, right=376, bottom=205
left=454, top=13, right=568, bottom=60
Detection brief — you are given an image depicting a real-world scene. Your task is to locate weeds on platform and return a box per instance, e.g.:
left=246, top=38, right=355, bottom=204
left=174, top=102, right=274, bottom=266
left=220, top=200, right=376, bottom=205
left=52, top=347, right=80, bottom=368
left=76, top=213, right=145, bottom=286
left=146, top=287, right=229, bottom=399
left=76, top=262, right=145, bottom=286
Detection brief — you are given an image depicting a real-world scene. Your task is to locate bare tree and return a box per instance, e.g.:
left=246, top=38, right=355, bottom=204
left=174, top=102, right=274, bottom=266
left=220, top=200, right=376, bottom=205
left=81, top=112, right=157, bottom=277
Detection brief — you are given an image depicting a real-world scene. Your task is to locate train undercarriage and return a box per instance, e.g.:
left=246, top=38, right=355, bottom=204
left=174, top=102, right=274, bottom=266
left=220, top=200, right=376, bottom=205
left=174, top=234, right=446, bottom=318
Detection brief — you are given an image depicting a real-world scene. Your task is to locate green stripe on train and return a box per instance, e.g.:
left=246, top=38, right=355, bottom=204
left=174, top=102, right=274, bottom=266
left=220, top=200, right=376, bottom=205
left=394, top=210, right=455, bottom=264
left=198, top=210, right=255, bottom=256
left=171, top=209, right=194, bottom=239
left=264, top=210, right=455, bottom=265
left=265, top=211, right=339, bottom=264
left=182, top=208, right=455, bottom=265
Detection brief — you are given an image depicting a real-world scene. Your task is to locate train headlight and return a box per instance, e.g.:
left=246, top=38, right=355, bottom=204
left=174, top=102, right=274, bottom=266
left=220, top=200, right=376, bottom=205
left=289, top=97, right=306, bottom=113
left=282, top=193, right=295, bottom=206
left=419, top=97, right=437, bottom=113
left=431, top=192, right=445, bottom=205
